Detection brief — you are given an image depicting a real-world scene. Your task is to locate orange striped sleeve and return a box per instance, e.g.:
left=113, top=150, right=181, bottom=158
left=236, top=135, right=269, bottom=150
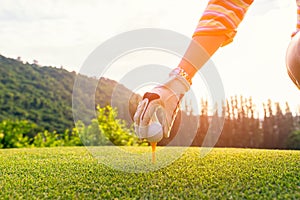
left=297, top=0, right=300, bottom=29
left=193, top=0, right=254, bottom=46
left=292, top=0, right=300, bottom=37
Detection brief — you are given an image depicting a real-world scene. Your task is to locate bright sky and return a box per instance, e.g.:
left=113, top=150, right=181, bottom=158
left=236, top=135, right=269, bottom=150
left=0, top=0, right=299, bottom=114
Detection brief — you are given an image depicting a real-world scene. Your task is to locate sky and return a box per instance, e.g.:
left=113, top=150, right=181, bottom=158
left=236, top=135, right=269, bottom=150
left=0, top=0, right=299, bottom=115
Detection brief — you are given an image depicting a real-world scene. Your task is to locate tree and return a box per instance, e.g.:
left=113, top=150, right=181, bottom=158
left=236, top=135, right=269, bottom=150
left=77, top=119, right=109, bottom=146
left=33, top=128, right=82, bottom=147
left=97, top=105, right=143, bottom=146
left=263, top=100, right=276, bottom=149
left=0, top=120, right=35, bottom=148
left=193, top=99, right=209, bottom=146
left=286, top=130, right=300, bottom=150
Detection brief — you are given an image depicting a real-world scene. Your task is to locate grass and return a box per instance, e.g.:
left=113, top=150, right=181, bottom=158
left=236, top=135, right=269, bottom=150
left=0, top=147, right=299, bottom=199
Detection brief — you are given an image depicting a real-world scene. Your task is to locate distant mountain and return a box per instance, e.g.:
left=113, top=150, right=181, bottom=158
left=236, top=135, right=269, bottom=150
left=0, top=54, right=141, bottom=133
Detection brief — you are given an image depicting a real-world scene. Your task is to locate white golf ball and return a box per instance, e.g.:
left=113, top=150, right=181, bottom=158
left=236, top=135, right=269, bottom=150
left=146, top=122, right=163, bottom=143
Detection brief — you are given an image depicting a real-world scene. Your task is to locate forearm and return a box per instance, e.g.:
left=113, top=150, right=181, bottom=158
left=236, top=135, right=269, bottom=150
left=178, top=35, right=227, bottom=78
left=175, top=0, right=254, bottom=80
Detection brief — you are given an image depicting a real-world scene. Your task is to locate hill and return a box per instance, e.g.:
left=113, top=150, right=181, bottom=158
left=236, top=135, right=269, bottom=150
left=0, top=54, right=140, bottom=133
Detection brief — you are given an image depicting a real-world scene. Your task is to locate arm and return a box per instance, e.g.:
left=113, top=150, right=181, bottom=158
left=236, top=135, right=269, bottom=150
left=134, top=0, right=254, bottom=142
left=178, top=0, right=254, bottom=78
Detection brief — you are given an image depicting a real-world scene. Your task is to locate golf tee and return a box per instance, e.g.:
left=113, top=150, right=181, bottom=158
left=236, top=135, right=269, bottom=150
left=150, top=142, right=157, bottom=164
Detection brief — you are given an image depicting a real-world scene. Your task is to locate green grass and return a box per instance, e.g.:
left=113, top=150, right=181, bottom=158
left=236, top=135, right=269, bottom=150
left=0, top=147, right=299, bottom=199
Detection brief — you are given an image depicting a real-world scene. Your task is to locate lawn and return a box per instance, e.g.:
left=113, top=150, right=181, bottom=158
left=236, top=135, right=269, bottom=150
left=0, top=147, right=299, bottom=199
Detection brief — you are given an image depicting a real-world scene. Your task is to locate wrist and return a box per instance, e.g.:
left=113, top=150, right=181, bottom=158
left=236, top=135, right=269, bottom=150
left=169, top=67, right=193, bottom=86
left=177, top=59, right=197, bottom=79
left=160, top=68, right=191, bottom=96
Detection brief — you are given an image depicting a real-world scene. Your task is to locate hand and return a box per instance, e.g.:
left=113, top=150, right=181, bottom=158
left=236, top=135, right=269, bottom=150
left=134, top=69, right=191, bottom=142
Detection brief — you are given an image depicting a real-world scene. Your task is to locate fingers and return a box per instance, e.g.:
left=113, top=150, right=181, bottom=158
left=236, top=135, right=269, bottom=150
left=155, top=98, right=180, bottom=138
left=155, top=106, right=169, bottom=138
left=134, top=96, right=172, bottom=139
left=134, top=98, right=160, bottom=127
left=134, top=99, right=148, bottom=139
left=133, top=99, right=147, bottom=126
left=139, top=101, right=159, bottom=127
left=134, top=97, right=162, bottom=139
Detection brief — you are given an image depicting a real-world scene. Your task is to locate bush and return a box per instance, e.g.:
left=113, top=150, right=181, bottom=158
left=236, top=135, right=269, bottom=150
left=76, top=105, right=147, bottom=146
left=77, top=119, right=109, bottom=146
left=0, top=120, right=35, bottom=148
left=33, top=130, right=64, bottom=147
left=33, top=128, right=82, bottom=147
left=0, top=105, right=146, bottom=149
left=286, top=130, right=300, bottom=150
left=96, top=105, right=146, bottom=146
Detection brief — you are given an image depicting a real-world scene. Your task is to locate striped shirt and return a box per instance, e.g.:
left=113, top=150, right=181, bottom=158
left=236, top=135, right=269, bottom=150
left=194, top=0, right=300, bottom=46
left=293, top=0, right=300, bottom=37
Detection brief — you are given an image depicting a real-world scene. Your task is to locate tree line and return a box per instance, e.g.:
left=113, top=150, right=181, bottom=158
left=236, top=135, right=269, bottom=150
left=0, top=100, right=299, bottom=149
left=159, top=96, right=300, bottom=150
